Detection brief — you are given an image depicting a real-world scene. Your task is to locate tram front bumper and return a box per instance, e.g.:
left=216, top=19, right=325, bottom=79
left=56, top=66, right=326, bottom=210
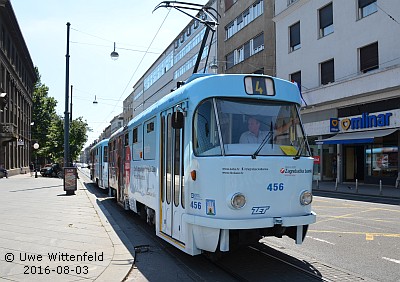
left=183, top=211, right=316, bottom=229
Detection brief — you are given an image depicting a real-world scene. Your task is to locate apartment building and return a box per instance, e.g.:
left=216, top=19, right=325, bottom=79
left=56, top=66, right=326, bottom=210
left=123, top=0, right=218, bottom=123
left=0, top=0, right=36, bottom=176
left=217, top=0, right=275, bottom=75
left=274, top=0, right=400, bottom=185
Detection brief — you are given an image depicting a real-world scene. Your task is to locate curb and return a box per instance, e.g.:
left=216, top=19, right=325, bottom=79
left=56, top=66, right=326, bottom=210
left=78, top=177, right=135, bottom=281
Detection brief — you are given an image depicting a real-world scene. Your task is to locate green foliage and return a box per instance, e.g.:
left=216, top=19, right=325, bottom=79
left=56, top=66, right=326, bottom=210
left=32, top=67, right=89, bottom=164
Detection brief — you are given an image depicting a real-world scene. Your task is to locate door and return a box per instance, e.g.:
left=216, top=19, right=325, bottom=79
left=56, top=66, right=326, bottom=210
left=344, top=145, right=365, bottom=182
left=160, top=109, right=185, bottom=241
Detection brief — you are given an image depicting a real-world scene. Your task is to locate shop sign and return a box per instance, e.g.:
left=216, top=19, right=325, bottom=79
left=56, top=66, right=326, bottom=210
left=330, top=112, right=393, bottom=132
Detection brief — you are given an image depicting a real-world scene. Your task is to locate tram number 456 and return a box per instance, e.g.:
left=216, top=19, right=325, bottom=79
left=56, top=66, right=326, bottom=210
left=190, top=201, right=202, bottom=209
left=267, top=183, right=284, bottom=191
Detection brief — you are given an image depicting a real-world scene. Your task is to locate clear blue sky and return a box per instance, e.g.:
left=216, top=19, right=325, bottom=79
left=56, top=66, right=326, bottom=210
left=11, top=0, right=207, bottom=148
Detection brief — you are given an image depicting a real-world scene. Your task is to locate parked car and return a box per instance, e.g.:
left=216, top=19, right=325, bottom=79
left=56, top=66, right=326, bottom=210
left=41, top=163, right=62, bottom=177
left=39, top=164, right=52, bottom=176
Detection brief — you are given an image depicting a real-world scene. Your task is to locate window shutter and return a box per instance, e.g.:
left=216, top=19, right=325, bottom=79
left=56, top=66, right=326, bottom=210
left=319, top=3, right=333, bottom=29
left=359, top=0, right=375, bottom=9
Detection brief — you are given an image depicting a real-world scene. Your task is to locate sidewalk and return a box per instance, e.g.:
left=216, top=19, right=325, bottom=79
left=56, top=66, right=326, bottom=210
left=312, top=180, right=400, bottom=199
left=0, top=173, right=134, bottom=281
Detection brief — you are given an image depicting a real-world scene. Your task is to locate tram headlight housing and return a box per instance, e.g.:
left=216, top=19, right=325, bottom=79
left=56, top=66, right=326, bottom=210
left=300, top=191, right=313, bottom=205
left=230, top=193, right=246, bottom=209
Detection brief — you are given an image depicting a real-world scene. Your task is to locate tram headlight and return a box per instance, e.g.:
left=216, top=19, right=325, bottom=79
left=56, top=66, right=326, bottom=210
left=300, top=191, right=313, bottom=205
left=230, top=193, right=246, bottom=209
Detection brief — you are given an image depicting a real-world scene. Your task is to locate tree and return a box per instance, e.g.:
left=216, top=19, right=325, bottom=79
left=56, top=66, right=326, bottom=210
left=32, top=68, right=90, bottom=165
left=31, top=67, right=58, bottom=163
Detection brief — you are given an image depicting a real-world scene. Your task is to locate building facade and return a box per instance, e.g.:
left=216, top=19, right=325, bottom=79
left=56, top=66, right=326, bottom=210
left=217, top=0, right=275, bottom=76
left=274, top=0, right=400, bottom=185
left=0, top=0, right=36, bottom=176
left=123, top=0, right=218, bottom=123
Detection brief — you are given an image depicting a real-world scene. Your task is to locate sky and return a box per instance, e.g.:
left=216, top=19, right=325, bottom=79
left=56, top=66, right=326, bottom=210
left=10, top=0, right=208, bottom=148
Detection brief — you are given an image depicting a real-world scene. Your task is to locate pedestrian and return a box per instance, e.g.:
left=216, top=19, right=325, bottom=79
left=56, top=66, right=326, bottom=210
left=29, top=162, right=34, bottom=177
left=332, top=156, right=337, bottom=180
left=0, top=164, right=8, bottom=178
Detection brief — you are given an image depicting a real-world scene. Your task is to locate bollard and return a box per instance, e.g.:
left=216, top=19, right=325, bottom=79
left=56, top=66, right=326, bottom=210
left=335, top=178, right=338, bottom=191
left=316, top=179, right=319, bottom=189
left=356, top=179, right=358, bottom=193
left=379, top=180, right=383, bottom=195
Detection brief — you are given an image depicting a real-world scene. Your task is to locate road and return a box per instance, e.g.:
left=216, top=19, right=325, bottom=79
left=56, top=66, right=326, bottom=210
left=263, top=195, right=400, bottom=282
left=79, top=168, right=400, bottom=281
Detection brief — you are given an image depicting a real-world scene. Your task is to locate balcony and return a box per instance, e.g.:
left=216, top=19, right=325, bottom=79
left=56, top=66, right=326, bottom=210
left=0, top=123, right=18, bottom=144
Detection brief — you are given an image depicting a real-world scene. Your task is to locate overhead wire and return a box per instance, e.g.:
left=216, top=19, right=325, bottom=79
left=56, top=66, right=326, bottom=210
left=91, top=8, right=172, bottom=139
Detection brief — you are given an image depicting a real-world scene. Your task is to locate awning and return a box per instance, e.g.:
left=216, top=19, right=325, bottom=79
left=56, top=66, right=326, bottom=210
left=315, top=128, right=398, bottom=145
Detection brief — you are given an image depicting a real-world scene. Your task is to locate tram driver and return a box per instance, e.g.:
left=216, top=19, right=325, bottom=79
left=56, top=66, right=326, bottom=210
left=239, top=116, right=267, bottom=144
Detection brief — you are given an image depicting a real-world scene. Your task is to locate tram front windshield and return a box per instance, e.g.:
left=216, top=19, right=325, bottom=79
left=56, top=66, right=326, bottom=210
left=193, top=98, right=310, bottom=157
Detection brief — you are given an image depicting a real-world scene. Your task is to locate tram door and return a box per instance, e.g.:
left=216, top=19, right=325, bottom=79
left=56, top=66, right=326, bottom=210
left=98, top=147, right=103, bottom=187
left=160, top=109, right=185, bottom=241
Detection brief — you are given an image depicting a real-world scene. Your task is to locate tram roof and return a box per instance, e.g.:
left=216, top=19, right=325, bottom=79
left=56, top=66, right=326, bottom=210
left=90, top=138, right=109, bottom=150
left=127, top=74, right=301, bottom=127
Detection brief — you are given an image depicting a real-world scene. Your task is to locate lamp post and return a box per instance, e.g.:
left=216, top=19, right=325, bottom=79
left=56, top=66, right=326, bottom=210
left=33, top=142, right=39, bottom=178
left=64, top=22, right=71, bottom=168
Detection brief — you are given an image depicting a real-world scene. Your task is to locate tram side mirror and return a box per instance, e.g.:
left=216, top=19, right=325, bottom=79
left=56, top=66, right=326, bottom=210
left=172, top=111, right=184, bottom=129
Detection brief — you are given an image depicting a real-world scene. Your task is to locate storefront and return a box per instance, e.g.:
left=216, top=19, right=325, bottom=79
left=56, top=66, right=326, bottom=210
left=313, top=110, right=399, bottom=185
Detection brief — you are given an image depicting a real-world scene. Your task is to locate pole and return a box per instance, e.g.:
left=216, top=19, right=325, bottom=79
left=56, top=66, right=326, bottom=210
left=70, top=85, right=73, bottom=122
left=35, top=154, right=38, bottom=178
left=64, top=22, right=70, bottom=168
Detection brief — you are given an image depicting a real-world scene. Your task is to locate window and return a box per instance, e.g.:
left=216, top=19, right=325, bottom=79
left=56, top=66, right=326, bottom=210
left=244, top=41, right=250, bottom=60
left=226, top=22, right=235, bottom=39
left=319, top=3, right=333, bottom=38
left=290, top=71, right=301, bottom=88
left=226, top=52, right=234, bottom=69
left=360, top=42, right=378, bottom=73
left=104, top=146, right=108, bottom=162
left=132, top=125, right=142, bottom=161
left=144, top=119, right=156, bottom=160
left=320, top=59, right=334, bottom=85
left=289, top=22, right=301, bottom=52
left=253, top=33, right=264, bottom=54
left=193, top=98, right=309, bottom=157
left=358, top=0, right=377, bottom=19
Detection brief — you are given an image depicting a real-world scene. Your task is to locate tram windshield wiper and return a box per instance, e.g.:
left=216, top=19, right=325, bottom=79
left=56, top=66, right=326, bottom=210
left=252, top=122, right=273, bottom=159
left=293, top=137, right=306, bottom=160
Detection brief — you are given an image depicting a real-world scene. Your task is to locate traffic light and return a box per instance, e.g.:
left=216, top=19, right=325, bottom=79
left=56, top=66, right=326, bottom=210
left=0, top=93, right=7, bottom=111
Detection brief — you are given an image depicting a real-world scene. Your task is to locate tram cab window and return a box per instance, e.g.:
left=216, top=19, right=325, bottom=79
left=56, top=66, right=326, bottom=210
left=193, top=99, right=221, bottom=156
left=193, top=98, right=310, bottom=157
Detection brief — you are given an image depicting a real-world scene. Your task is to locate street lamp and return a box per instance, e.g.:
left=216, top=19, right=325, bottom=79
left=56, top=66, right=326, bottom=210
left=33, top=142, right=39, bottom=178
left=110, top=42, right=119, bottom=60
left=64, top=22, right=71, bottom=168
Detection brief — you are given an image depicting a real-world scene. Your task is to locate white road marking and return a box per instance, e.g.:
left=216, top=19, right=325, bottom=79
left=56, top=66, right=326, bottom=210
left=382, top=257, right=400, bottom=264
left=307, top=236, right=335, bottom=245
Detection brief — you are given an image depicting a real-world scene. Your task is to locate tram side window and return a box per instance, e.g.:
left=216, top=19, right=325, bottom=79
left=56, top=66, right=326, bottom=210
left=132, top=125, right=143, bottom=161
left=193, top=99, right=222, bottom=156
left=104, top=146, right=108, bottom=162
left=144, top=118, right=156, bottom=160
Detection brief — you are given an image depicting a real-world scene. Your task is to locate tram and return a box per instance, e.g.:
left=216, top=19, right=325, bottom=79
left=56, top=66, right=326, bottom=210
left=105, top=73, right=316, bottom=256
left=89, top=138, right=109, bottom=190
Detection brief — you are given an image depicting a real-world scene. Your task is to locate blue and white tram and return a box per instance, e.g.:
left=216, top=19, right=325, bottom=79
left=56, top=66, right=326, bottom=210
left=119, top=74, right=316, bottom=256
left=89, top=138, right=109, bottom=190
